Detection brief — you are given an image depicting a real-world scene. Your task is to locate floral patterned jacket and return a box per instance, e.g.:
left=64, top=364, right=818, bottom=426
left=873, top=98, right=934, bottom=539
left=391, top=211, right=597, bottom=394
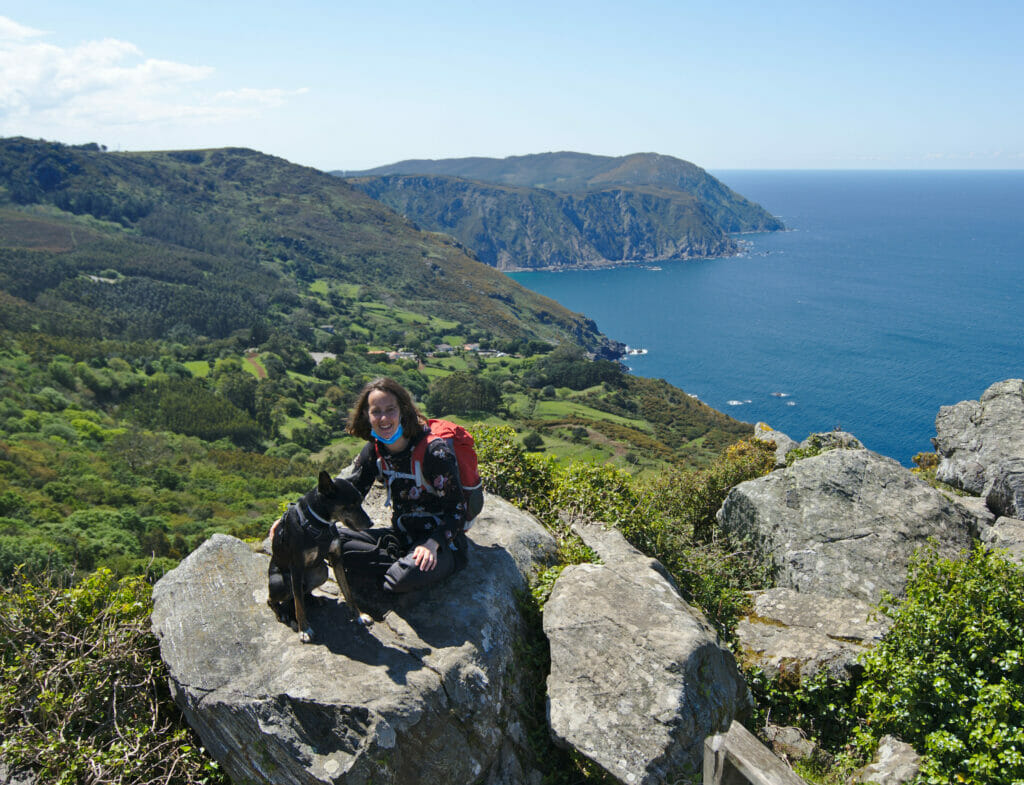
left=344, top=431, right=468, bottom=549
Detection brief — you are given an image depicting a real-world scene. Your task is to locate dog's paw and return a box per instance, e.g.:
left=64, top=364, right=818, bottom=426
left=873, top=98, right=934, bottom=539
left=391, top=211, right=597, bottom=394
left=299, top=627, right=315, bottom=643
left=357, top=612, right=373, bottom=626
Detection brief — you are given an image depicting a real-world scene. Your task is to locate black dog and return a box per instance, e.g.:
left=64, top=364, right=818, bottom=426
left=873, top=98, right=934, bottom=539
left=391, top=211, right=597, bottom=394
left=267, top=471, right=372, bottom=642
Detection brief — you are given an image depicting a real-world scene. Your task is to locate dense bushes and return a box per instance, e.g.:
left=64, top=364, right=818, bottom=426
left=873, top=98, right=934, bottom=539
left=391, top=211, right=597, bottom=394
left=473, top=424, right=775, bottom=632
left=123, top=378, right=263, bottom=449
left=427, top=371, right=502, bottom=416
left=746, top=544, right=1024, bottom=784
left=0, top=568, right=228, bottom=785
left=523, top=344, right=625, bottom=390
left=853, top=545, right=1024, bottom=784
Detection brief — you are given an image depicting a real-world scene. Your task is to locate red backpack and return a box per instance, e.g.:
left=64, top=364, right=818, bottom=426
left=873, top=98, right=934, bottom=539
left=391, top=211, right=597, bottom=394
left=376, top=419, right=485, bottom=527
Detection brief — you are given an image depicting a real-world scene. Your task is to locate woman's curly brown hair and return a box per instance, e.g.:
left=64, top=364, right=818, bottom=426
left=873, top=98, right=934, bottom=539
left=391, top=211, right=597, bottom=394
left=347, top=377, right=427, bottom=442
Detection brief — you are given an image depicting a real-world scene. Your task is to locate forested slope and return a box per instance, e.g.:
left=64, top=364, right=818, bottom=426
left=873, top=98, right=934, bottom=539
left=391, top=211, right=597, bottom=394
left=0, top=136, right=753, bottom=582
left=0, top=138, right=614, bottom=353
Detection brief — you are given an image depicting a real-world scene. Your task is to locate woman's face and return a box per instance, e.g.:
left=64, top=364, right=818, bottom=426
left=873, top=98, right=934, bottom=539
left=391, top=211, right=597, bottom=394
left=367, top=389, right=401, bottom=442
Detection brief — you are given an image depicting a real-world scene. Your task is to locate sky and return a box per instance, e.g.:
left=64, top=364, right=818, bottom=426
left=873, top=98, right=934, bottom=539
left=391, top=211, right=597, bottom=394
left=1, top=1, right=1022, bottom=172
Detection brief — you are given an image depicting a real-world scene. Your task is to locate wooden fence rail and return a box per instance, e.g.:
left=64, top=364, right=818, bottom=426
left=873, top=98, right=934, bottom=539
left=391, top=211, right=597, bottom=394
left=703, top=721, right=809, bottom=785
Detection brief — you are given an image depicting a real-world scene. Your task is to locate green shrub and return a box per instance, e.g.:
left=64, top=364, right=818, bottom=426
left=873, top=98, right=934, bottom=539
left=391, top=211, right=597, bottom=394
left=0, top=568, right=227, bottom=784
left=476, top=427, right=774, bottom=635
left=0, top=535, right=72, bottom=579
left=646, top=438, right=776, bottom=539
left=854, top=544, right=1024, bottom=784
left=745, top=666, right=859, bottom=753
left=522, top=430, right=545, bottom=451
left=474, top=423, right=557, bottom=525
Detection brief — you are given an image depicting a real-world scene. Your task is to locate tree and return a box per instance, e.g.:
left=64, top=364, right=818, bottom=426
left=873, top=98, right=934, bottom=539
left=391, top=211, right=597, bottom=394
left=522, top=431, right=544, bottom=451
left=426, top=372, right=501, bottom=416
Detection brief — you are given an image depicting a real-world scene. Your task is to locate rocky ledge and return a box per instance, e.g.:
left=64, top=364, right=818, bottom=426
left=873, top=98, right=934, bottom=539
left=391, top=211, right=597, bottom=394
left=151, top=492, right=558, bottom=785
left=151, top=380, right=1024, bottom=785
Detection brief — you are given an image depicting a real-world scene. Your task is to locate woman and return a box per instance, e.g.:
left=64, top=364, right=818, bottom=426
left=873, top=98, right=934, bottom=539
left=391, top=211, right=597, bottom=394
left=333, top=377, right=472, bottom=595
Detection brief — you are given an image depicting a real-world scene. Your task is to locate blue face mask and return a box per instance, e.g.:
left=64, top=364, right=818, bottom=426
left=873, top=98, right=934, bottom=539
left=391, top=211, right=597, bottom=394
left=372, top=423, right=404, bottom=445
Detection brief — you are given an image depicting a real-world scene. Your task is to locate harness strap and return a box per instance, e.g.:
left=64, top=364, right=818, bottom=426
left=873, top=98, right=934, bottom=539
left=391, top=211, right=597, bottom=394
left=376, top=455, right=437, bottom=506
left=291, top=500, right=336, bottom=545
left=298, top=498, right=334, bottom=527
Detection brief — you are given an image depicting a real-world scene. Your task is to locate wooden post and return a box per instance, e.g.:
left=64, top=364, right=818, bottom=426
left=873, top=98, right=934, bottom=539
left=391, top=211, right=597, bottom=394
left=703, top=721, right=809, bottom=785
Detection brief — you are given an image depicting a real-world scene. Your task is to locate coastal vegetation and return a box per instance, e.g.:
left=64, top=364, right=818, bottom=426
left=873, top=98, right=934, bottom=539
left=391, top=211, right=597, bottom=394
left=1, top=137, right=1020, bottom=784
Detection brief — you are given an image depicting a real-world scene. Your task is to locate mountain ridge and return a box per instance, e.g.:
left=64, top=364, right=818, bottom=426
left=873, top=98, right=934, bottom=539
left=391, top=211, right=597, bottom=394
left=0, top=137, right=616, bottom=355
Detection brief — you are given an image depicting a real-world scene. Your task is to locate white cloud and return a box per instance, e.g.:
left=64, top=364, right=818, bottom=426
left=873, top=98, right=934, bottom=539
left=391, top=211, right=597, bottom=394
left=0, top=15, right=304, bottom=137
left=0, top=16, right=45, bottom=41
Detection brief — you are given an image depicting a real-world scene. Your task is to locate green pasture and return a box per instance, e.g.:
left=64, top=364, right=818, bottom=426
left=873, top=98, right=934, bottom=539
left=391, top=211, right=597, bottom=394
left=183, top=360, right=210, bottom=378
left=309, top=279, right=360, bottom=298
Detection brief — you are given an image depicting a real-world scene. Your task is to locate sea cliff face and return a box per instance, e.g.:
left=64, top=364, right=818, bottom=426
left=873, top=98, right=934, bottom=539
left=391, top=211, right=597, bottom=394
left=347, top=175, right=738, bottom=270
left=341, top=151, right=784, bottom=271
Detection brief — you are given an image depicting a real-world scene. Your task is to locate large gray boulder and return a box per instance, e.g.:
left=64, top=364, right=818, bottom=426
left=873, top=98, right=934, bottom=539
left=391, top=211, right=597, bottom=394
left=151, top=491, right=558, bottom=785
left=716, top=448, right=976, bottom=602
left=735, top=588, right=890, bottom=684
left=543, top=522, right=749, bottom=784
left=934, top=379, right=1024, bottom=518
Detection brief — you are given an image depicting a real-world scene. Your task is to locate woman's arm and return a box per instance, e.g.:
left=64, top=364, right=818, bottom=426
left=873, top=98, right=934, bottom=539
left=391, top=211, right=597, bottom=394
left=338, top=441, right=378, bottom=498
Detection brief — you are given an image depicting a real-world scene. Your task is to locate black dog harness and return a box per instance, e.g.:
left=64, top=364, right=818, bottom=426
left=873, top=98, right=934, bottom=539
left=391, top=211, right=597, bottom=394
left=289, top=499, right=337, bottom=547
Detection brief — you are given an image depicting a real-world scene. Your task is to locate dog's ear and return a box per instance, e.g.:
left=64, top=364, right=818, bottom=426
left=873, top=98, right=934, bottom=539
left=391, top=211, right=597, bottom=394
left=317, top=470, right=335, bottom=496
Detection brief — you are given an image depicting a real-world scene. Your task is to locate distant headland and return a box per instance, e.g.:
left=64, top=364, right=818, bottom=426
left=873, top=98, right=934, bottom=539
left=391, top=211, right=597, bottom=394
left=337, top=151, right=784, bottom=271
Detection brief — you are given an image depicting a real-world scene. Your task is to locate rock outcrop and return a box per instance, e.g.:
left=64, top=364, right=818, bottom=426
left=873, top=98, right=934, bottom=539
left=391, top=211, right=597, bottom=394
left=753, top=423, right=799, bottom=468
left=151, top=491, right=558, bottom=785
left=934, top=379, right=1024, bottom=518
left=543, top=522, right=749, bottom=784
left=348, top=175, right=741, bottom=270
left=854, top=735, right=921, bottom=785
left=716, top=447, right=976, bottom=603
left=980, top=516, right=1024, bottom=564
left=734, top=588, right=890, bottom=683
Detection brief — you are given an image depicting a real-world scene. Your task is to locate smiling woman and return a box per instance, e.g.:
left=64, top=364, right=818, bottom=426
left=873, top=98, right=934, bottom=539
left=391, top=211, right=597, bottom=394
left=325, top=377, right=481, bottom=600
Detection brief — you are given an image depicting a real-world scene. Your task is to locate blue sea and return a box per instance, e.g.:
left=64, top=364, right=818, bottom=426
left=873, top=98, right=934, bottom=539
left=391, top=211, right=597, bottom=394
left=509, top=171, right=1024, bottom=466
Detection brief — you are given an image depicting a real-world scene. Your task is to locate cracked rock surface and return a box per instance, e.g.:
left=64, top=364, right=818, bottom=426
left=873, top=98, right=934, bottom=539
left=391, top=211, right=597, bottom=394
left=716, top=448, right=976, bottom=602
left=735, top=587, right=891, bottom=683
left=934, top=379, right=1024, bottom=518
left=542, top=522, right=749, bottom=785
left=151, top=490, right=556, bottom=785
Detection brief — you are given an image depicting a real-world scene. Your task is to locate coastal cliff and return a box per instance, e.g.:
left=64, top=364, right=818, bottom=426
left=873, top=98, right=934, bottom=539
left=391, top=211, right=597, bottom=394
left=341, top=152, right=783, bottom=271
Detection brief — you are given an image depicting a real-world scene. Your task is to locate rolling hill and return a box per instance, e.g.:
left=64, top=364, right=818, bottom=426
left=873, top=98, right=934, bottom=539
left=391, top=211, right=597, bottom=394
left=0, top=138, right=616, bottom=354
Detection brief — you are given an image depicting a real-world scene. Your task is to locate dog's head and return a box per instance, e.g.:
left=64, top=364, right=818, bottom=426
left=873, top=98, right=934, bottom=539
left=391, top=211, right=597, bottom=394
left=316, top=471, right=372, bottom=531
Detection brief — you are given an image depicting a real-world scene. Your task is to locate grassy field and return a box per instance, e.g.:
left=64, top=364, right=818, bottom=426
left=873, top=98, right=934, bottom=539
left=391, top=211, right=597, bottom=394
left=183, top=360, right=210, bottom=378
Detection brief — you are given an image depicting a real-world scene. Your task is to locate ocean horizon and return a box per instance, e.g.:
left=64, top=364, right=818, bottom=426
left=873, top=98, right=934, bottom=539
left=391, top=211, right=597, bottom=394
left=510, top=169, right=1024, bottom=466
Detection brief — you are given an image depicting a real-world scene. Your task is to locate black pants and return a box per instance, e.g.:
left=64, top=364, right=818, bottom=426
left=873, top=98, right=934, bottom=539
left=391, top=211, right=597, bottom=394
left=336, top=526, right=457, bottom=594
left=267, top=560, right=328, bottom=607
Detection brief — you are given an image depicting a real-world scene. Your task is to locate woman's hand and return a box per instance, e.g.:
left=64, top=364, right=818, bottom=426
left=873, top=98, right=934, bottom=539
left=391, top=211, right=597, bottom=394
left=269, top=516, right=282, bottom=538
left=412, top=540, right=439, bottom=571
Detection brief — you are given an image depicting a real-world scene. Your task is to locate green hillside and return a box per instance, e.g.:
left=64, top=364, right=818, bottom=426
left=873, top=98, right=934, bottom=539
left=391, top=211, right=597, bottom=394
left=0, top=136, right=754, bottom=582
left=0, top=138, right=615, bottom=355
